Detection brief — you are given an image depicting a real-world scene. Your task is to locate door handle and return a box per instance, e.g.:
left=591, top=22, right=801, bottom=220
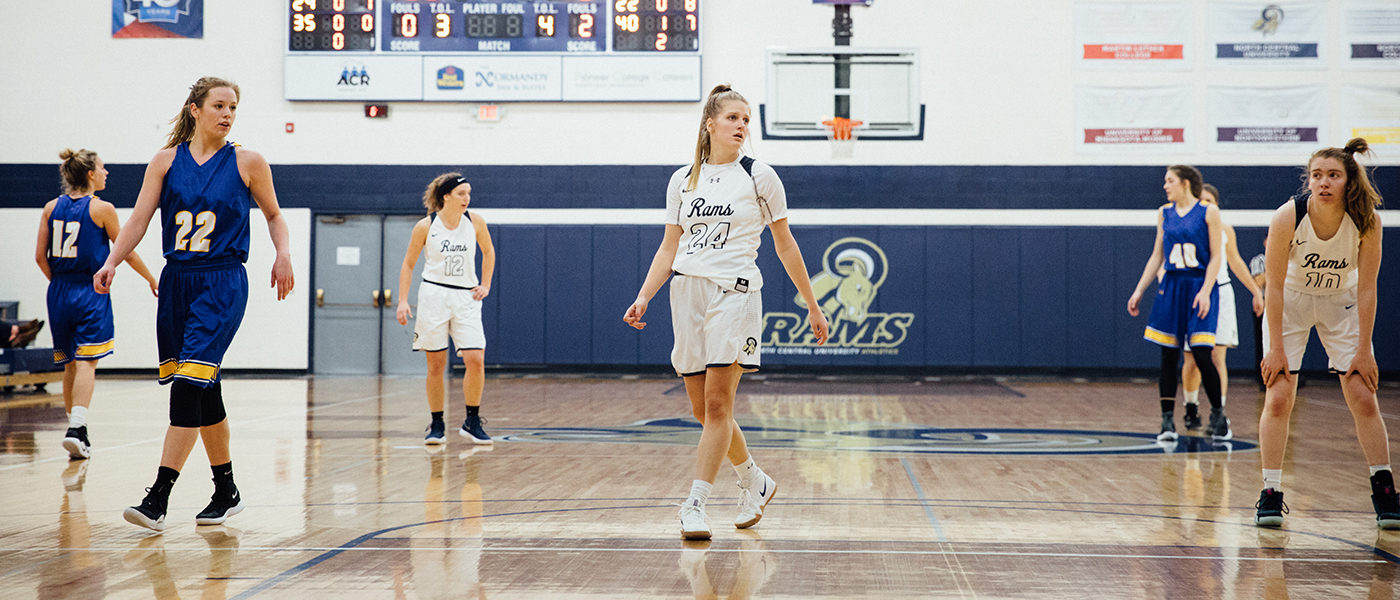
left=383, top=289, right=392, bottom=307
left=372, top=289, right=381, bottom=308
left=316, top=288, right=324, bottom=308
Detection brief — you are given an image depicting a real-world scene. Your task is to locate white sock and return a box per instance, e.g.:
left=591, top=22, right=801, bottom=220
left=1263, top=469, right=1283, bottom=493
left=1219, top=395, right=1227, bottom=407
left=69, top=406, right=88, bottom=428
left=687, top=480, right=713, bottom=508
left=1370, top=465, right=1392, bottom=477
left=733, top=457, right=760, bottom=487
left=1183, top=390, right=1199, bottom=405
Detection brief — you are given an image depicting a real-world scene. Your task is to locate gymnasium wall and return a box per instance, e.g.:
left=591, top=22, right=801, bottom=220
left=2, top=1, right=1398, bottom=373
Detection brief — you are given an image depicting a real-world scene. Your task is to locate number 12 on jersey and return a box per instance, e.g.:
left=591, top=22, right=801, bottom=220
left=686, top=221, right=730, bottom=254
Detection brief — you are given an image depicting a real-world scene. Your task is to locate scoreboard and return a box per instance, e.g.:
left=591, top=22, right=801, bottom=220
left=285, top=0, right=701, bottom=101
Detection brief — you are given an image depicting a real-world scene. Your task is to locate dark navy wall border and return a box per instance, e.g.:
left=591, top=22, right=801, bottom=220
left=3, top=163, right=1394, bottom=211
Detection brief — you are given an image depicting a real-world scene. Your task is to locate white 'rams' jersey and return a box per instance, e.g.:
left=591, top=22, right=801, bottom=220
left=666, top=157, right=788, bottom=293
left=1284, top=197, right=1359, bottom=296
left=422, top=211, right=480, bottom=289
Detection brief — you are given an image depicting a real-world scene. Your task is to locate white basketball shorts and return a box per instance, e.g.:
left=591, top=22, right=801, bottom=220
left=413, top=281, right=485, bottom=352
left=669, top=274, right=763, bottom=377
left=1214, top=282, right=1239, bottom=348
left=1263, top=287, right=1366, bottom=373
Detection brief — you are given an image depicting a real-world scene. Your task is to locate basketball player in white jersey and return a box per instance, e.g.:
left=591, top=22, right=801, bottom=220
left=1179, top=184, right=1264, bottom=429
left=624, top=83, right=830, bottom=540
left=1255, top=138, right=1400, bottom=529
left=396, top=173, right=496, bottom=447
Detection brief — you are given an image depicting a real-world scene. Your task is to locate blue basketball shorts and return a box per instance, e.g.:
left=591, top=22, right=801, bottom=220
left=46, top=274, right=115, bottom=364
left=156, top=260, right=248, bottom=387
left=1144, top=271, right=1219, bottom=349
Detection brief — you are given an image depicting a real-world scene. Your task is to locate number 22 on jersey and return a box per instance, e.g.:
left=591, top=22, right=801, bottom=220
left=1167, top=243, right=1198, bottom=269
left=173, top=210, right=216, bottom=252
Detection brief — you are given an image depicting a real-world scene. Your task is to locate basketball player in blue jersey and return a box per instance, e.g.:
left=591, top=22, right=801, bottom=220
left=395, top=173, right=496, bottom=446
left=95, top=77, right=296, bottom=531
left=1255, top=138, right=1400, bottom=529
left=1178, top=184, right=1264, bottom=429
left=624, top=83, right=830, bottom=540
left=34, top=148, right=158, bottom=460
left=1128, top=165, right=1232, bottom=443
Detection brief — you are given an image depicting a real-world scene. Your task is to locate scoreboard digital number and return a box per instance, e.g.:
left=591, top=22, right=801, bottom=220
left=289, top=0, right=698, bottom=54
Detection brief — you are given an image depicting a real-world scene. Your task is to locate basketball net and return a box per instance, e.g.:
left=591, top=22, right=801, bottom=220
left=822, top=117, right=863, bottom=159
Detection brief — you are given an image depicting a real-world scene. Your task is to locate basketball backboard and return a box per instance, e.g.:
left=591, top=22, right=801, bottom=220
left=761, top=47, right=923, bottom=140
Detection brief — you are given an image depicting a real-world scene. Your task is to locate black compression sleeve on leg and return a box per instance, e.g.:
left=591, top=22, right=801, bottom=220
left=1190, top=346, right=1223, bottom=410
left=200, top=381, right=227, bottom=427
left=1159, top=346, right=1181, bottom=409
left=169, top=380, right=203, bottom=428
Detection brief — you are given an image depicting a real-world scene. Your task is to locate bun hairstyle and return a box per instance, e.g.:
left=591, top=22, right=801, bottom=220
left=1167, top=164, right=1203, bottom=199
left=165, top=76, right=241, bottom=149
left=423, top=172, right=466, bottom=213
left=58, top=148, right=99, bottom=194
left=685, top=83, right=749, bottom=192
left=1306, top=137, right=1384, bottom=236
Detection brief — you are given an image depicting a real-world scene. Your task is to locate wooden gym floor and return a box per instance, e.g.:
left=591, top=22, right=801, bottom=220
left=1, top=373, right=1398, bottom=599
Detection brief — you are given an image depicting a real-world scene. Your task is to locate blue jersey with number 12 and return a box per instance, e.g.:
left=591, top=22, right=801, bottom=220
left=160, top=142, right=251, bottom=264
left=1161, top=202, right=1210, bottom=274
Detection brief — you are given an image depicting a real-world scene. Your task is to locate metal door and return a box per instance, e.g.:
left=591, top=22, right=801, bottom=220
left=380, top=215, right=428, bottom=375
left=312, top=215, right=384, bottom=374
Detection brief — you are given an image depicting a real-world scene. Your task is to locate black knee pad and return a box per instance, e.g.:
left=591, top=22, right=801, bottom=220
left=200, top=381, right=227, bottom=426
left=169, top=380, right=203, bottom=428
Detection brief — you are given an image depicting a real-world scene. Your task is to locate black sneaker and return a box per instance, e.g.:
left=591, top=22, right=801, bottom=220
left=1254, top=488, right=1288, bottom=527
left=124, top=487, right=170, bottom=531
left=459, top=415, right=492, bottom=445
left=196, top=483, right=244, bottom=525
left=1371, top=471, right=1400, bottom=530
left=1183, top=404, right=1202, bottom=429
left=1209, top=410, right=1233, bottom=441
left=62, top=426, right=91, bottom=460
left=1156, top=413, right=1177, bottom=442
left=424, top=420, right=446, bottom=445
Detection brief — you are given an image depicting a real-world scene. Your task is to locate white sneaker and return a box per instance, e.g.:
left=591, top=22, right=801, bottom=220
left=679, top=501, right=711, bottom=540
left=734, top=472, right=777, bottom=529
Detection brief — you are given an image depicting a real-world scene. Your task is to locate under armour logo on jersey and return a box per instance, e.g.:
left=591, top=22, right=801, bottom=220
left=709, top=176, right=721, bottom=183
left=743, top=337, right=757, bottom=354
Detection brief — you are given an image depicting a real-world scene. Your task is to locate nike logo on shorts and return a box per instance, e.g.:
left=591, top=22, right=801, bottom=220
left=1345, top=304, right=1356, bottom=310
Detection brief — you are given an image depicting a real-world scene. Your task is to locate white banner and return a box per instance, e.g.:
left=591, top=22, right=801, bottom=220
left=1342, top=4, right=1400, bottom=70
left=1075, top=86, right=1191, bottom=154
left=1208, top=2, right=1326, bottom=68
left=1207, top=86, right=1326, bottom=154
left=1074, top=2, right=1190, bottom=70
left=1341, top=86, right=1400, bottom=146
left=422, top=56, right=563, bottom=101
left=284, top=55, right=424, bottom=101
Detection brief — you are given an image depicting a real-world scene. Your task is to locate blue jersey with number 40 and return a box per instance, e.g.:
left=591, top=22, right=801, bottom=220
left=1161, top=202, right=1211, bottom=275
left=160, top=142, right=251, bottom=264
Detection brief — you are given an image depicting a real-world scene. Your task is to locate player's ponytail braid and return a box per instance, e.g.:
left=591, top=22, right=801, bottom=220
left=1307, top=138, right=1383, bottom=237
left=685, top=83, right=748, bottom=192
left=165, top=77, right=241, bottom=149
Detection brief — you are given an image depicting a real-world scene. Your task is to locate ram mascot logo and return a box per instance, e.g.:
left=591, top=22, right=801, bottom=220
left=1252, top=4, right=1284, bottom=36
left=763, top=237, right=914, bottom=353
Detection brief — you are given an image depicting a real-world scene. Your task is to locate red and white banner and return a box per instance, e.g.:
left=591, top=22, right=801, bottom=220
left=1342, top=4, right=1400, bottom=70
left=1208, top=2, right=1326, bottom=68
left=1207, top=86, right=1326, bottom=154
left=1076, top=86, right=1190, bottom=154
left=1074, top=2, right=1190, bottom=70
left=1341, top=86, right=1400, bottom=147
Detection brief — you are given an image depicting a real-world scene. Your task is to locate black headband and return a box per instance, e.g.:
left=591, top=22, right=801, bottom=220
left=435, top=176, right=467, bottom=199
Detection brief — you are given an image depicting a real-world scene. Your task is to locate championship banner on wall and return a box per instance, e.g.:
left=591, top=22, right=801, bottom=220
left=1341, top=86, right=1400, bottom=146
left=1074, top=2, right=1190, bottom=70
left=112, top=0, right=203, bottom=38
left=1075, top=86, right=1190, bottom=154
left=1208, top=2, right=1324, bottom=67
left=1207, top=85, right=1326, bottom=154
left=1343, top=4, right=1400, bottom=69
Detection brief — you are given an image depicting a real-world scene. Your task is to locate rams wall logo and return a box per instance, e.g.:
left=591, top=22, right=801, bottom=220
left=436, top=66, right=465, bottom=90
left=1252, top=4, right=1283, bottom=36
left=763, top=237, right=914, bottom=355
